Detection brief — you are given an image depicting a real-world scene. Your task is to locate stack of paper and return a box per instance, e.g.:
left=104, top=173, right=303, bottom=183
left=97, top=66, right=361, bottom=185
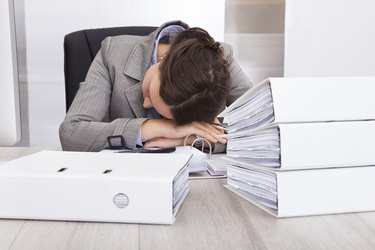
left=175, top=147, right=227, bottom=176
left=206, top=154, right=227, bottom=176
left=174, top=146, right=208, bottom=172
left=221, top=77, right=375, bottom=217
left=102, top=146, right=208, bottom=173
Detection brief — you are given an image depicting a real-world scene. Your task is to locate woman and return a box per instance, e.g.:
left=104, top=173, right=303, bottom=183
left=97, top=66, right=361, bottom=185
left=59, top=20, right=251, bottom=152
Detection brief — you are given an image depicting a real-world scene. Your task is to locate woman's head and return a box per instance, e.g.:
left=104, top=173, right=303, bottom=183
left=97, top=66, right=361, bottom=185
left=142, top=27, right=230, bottom=124
left=160, top=28, right=230, bottom=125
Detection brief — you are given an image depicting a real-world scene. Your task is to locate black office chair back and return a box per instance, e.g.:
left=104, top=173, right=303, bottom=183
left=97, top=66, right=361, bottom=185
left=63, top=26, right=157, bottom=112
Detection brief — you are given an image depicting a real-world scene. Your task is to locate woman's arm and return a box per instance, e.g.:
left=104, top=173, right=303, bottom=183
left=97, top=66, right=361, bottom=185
left=142, top=118, right=226, bottom=149
left=59, top=37, right=149, bottom=152
left=141, top=119, right=226, bottom=144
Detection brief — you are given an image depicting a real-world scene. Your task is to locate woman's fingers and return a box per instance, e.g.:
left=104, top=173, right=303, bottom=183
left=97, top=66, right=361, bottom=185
left=184, top=121, right=226, bottom=144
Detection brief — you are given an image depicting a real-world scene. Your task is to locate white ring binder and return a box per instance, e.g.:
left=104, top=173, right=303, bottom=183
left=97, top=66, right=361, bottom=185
left=184, top=134, right=212, bottom=159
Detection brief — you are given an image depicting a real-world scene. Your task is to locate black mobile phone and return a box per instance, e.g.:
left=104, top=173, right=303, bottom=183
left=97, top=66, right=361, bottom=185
left=116, top=147, right=176, bottom=154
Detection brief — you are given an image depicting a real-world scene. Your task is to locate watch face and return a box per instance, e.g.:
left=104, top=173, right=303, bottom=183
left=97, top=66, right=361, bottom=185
left=193, top=140, right=203, bottom=147
left=192, top=136, right=204, bottom=148
left=192, top=136, right=213, bottom=155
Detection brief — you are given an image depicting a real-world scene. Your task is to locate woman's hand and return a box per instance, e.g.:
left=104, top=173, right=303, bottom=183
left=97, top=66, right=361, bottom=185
left=141, top=119, right=226, bottom=144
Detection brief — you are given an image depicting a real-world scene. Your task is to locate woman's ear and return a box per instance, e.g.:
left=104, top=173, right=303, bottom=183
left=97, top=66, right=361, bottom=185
left=143, top=96, right=152, bottom=108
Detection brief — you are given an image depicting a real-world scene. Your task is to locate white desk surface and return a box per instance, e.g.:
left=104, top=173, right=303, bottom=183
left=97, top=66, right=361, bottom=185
left=1, top=147, right=375, bottom=250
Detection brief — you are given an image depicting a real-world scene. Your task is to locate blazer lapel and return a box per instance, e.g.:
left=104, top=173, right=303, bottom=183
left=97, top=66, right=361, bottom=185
left=123, top=36, right=153, bottom=118
left=126, top=82, right=146, bottom=118
left=123, top=29, right=155, bottom=118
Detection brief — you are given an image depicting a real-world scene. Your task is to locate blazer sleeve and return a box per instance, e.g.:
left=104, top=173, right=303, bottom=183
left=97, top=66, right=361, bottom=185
left=221, top=43, right=253, bottom=105
left=211, top=43, right=253, bottom=153
left=59, top=37, right=148, bottom=152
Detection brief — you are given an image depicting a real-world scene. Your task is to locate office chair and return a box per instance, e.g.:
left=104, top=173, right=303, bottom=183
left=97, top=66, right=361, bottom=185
left=63, top=26, right=157, bottom=112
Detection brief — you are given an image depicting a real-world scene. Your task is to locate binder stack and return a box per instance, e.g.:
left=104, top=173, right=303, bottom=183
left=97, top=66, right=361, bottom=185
left=220, top=77, right=375, bottom=217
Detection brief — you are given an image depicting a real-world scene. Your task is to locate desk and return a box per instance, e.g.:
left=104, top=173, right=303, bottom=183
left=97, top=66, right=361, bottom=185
left=1, top=148, right=375, bottom=250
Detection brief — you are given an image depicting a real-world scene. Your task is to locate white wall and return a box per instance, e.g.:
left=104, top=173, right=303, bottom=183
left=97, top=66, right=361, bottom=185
left=284, top=0, right=375, bottom=77
left=224, top=0, right=285, bottom=85
left=15, top=0, right=225, bottom=147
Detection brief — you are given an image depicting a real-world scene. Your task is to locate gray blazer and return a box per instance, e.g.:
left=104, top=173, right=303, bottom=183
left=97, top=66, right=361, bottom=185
left=59, top=21, right=252, bottom=152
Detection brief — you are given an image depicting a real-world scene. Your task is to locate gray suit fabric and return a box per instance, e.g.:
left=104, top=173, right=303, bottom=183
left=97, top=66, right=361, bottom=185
left=59, top=21, right=252, bottom=152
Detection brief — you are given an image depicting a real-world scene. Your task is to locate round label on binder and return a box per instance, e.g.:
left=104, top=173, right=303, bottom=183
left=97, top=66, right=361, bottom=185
left=113, top=193, right=129, bottom=208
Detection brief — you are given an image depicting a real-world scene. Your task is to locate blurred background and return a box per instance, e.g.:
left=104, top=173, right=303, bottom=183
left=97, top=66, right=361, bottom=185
left=4, top=0, right=375, bottom=147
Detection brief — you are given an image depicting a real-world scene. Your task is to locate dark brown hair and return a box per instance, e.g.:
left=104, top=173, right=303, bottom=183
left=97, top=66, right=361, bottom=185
left=159, top=28, right=230, bottom=125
